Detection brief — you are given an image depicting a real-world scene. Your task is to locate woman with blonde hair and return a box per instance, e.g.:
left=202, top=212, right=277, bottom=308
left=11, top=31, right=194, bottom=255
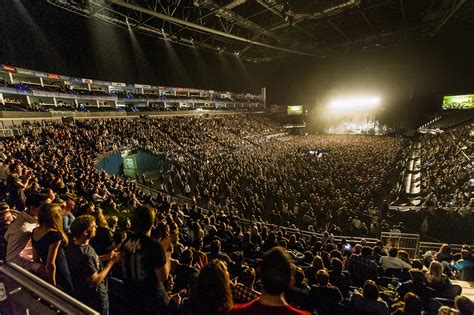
left=32, top=204, right=73, bottom=293
left=426, top=261, right=453, bottom=298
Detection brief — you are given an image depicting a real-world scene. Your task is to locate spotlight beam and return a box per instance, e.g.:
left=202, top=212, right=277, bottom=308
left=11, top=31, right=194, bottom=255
left=109, top=0, right=321, bottom=57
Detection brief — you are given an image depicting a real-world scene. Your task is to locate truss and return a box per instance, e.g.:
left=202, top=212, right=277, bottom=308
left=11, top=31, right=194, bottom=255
left=46, top=0, right=473, bottom=63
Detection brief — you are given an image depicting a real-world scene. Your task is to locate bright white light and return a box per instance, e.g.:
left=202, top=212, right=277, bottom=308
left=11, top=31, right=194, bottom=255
left=330, top=96, right=381, bottom=110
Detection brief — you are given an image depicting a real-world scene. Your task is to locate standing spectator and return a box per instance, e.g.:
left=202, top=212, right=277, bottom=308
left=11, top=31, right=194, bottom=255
left=32, top=204, right=73, bottom=293
left=67, top=215, right=121, bottom=314
left=6, top=163, right=32, bottom=210
left=229, top=247, right=310, bottom=315
left=4, top=193, right=45, bottom=275
left=121, top=206, right=171, bottom=314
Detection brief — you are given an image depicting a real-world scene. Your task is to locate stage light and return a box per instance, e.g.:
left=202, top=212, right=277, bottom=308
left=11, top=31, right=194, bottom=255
left=330, top=96, right=381, bottom=110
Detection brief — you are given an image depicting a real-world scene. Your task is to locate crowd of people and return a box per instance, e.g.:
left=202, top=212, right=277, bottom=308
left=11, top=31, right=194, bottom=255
left=164, top=133, right=407, bottom=237
left=420, top=123, right=473, bottom=209
left=0, top=77, right=263, bottom=108
left=0, top=116, right=473, bottom=314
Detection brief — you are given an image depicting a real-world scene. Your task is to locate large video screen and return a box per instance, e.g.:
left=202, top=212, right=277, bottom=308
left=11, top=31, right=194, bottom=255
left=287, top=105, right=304, bottom=115
left=442, top=94, right=474, bottom=110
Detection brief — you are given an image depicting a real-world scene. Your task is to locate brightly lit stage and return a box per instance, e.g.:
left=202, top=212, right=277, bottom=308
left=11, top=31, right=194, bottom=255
left=324, top=96, right=386, bottom=135
left=326, top=111, right=386, bottom=134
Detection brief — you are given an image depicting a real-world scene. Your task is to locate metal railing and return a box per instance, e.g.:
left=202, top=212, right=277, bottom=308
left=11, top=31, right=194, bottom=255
left=0, top=262, right=99, bottom=314
left=381, top=232, right=420, bottom=259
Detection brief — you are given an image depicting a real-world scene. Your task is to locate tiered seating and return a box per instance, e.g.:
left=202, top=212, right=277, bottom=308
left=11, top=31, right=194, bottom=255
left=0, top=117, right=472, bottom=315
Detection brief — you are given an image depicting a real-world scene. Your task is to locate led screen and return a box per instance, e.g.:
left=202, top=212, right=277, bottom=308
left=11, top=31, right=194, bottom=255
left=442, top=94, right=474, bottom=110
left=287, top=105, right=304, bottom=115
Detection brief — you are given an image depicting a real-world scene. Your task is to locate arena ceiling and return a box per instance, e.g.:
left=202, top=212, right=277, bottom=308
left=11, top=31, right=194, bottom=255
left=47, top=0, right=473, bottom=62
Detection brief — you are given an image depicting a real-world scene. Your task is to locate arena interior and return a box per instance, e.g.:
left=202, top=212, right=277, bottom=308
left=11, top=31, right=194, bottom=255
left=0, top=1, right=473, bottom=314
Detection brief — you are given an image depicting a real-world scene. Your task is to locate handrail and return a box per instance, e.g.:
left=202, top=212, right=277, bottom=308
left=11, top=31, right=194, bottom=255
left=0, top=262, right=99, bottom=314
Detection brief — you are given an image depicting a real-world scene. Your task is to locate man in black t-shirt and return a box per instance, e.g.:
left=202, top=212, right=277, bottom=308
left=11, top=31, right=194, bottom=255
left=121, top=206, right=171, bottom=314
left=66, top=215, right=121, bottom=314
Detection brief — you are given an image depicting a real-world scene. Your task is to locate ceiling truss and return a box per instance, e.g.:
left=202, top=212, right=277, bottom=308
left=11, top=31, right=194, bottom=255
left=46, top=0, right=474, bottom=63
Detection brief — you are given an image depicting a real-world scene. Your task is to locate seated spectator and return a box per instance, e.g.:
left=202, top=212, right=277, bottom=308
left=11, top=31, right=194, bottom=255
left=347, top=246, right=379, bottom=287
left=329, top=257, right=351, bottom=298
left=61, top=199, right=75, bottom=234
left=90, top=210, right=115, bottom=256
left=207, top=239, right=231, bottom=264
left=455, top=296, right=473, bottom=315
left=232, top=266, right=261, bottom=304
left=193, top=259, right=233, bottom=315
left=285, top=266, right=310, bottom=310
left=435, top=244, right=454, bottom=277
left=173, top=248, right=198, bottom=293
left=351, top=279, right=389, bottom=315
left=229, top=246, right=310, bottom=314
left=66, top=215, right=121, bottom=314
left=392, top=292, right=423, bottom=315
left=425, top=261, right=455, bottom=299
left=32, top=204, right=73, bottom=293
left=304, top=255, right=325, bottom=286
left=309, top=269, right=343, bottom=314
left=453, top=250, right=474, bottom=281
left=380, top=247, right=412, bottom=272
left=398, top=269, right=436, bottom=311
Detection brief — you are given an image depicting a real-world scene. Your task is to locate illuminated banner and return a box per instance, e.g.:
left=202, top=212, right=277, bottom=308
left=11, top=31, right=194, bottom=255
left=16, top=68, right=35, bottom=75
left=135, top=84, right=151, bottom=89
left=288, top=105, right=304, bottom=115
left=70, top=77, right=83, bottom=83
left=35, top=71, right=48, bottom=78
left=1, top=64, right=16, bottom=73
left=442, top=94, right=474, bottom=110
left=94, top=80, right=109, bottom=86
left=112, top=82, right=126, bottom=87
left=82, top=79, right=93, bottom=84
left=47, top=73, right=60, bottom=80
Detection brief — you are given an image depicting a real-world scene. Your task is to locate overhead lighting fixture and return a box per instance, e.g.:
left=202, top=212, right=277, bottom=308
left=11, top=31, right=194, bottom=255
left=330, top=96, right=381, bottom=110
